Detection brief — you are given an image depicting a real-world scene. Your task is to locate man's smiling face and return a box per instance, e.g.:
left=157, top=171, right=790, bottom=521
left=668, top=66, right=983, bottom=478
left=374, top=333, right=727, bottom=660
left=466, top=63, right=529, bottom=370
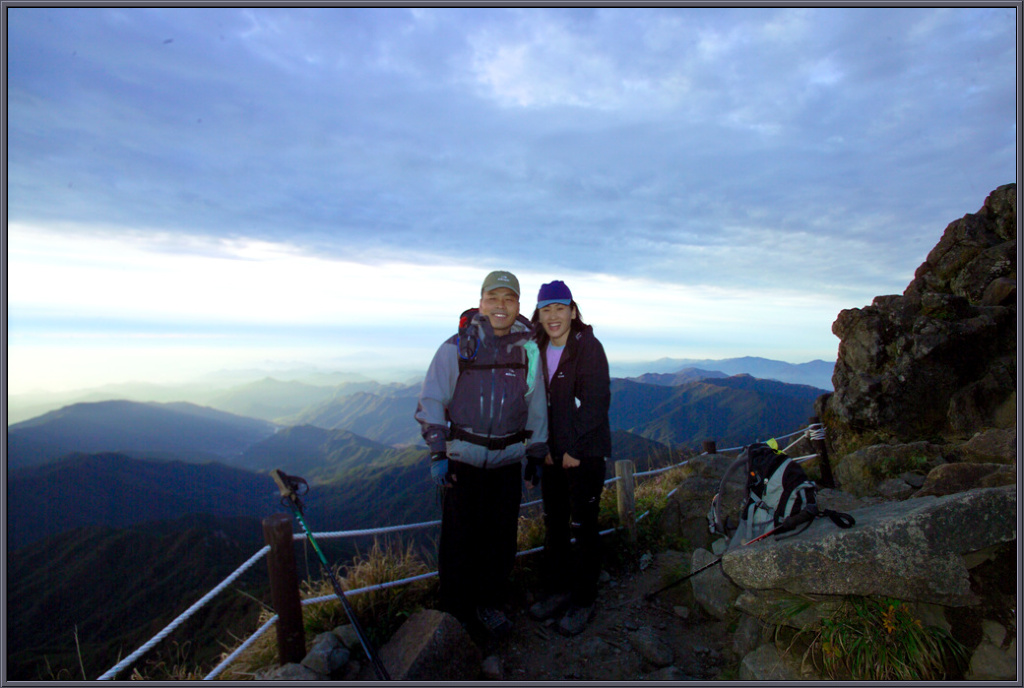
left=479, top=287, right=520, bottom=336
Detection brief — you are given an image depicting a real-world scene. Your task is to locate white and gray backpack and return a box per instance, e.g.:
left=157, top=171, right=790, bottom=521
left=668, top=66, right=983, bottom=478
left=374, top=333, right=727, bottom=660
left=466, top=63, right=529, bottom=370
left=708, top=440, right=853, bottom=550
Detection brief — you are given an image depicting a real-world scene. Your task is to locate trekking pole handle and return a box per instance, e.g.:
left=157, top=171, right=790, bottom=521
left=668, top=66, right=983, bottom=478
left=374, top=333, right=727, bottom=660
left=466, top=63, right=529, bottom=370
left=271, top=469, right=307, bottom=510
left=268, top=470, right=391, bottom=680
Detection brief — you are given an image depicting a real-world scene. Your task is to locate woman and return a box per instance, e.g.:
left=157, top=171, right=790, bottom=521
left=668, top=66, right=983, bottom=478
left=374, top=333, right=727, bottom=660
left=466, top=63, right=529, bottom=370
left=527, top=280, right=612, bottom=636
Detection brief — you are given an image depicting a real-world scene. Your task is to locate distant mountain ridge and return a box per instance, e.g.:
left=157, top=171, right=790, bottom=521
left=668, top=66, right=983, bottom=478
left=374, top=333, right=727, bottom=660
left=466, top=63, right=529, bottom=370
left=628, top=367, right=728, bottom=386
left=7, top=356, right=832, bottom=424
left=609, top=375, right=822, bottom=448
left=6, top=453, right=280, bottom=550
left=7, top=400, right=277, bottom=471
left=278, top=389, right=422, bottom=446
left=610, top=356, right=834, bottom=390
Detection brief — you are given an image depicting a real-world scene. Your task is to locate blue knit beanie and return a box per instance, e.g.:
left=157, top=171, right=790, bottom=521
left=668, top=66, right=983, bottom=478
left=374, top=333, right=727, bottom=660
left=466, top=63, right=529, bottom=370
left=537, top=280, right=573, bottom=308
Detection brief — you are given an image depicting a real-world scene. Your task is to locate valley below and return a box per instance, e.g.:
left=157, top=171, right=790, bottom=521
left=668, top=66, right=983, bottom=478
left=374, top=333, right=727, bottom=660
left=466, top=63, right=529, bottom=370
left=4, top=358, right=829, bottom=680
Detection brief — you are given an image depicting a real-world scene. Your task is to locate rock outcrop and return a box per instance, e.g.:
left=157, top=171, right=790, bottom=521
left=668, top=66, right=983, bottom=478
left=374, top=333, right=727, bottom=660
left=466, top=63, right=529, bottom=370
left=823, top=183, right=1016, bottom=457
left=685, top=185, right=1017, bottom=682
left=721, top=485, right=1015, bottom=606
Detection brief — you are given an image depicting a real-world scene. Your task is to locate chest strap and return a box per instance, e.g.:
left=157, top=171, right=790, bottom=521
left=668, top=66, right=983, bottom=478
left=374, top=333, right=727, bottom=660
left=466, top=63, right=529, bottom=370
left=449, top=427, right=532, bottom=450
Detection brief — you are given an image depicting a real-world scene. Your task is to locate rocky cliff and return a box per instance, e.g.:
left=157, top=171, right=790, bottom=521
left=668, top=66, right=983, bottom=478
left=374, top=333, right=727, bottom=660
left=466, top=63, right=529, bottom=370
left=822, top=183, right=1016, bottom=457
left=676, top=184, right=1017, bottom=681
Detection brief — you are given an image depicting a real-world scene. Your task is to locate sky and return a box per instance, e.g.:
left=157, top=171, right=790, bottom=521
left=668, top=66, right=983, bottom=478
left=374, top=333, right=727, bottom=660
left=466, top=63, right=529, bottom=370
left=5, top=5, right=1018, bottom=396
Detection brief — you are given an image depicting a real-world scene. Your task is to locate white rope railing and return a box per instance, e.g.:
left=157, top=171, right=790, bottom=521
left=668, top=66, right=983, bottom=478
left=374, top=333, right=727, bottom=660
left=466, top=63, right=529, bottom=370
left=101, top=422, right=825, bottom=680
left=96, top=545, right=272, bottom=680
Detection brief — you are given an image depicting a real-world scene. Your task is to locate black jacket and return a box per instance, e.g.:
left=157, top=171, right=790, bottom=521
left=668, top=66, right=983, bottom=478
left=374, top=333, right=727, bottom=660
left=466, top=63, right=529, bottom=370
left=540, top=322, right=612, bottom=461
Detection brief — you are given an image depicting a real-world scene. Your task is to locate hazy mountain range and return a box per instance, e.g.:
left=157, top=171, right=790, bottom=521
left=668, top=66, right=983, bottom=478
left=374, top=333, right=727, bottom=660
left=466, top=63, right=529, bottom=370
left=611, top=357, right=834, bottom=389
left=7, top=356, right=834, bottom=425
left=4, top=357, right=831, bottom=680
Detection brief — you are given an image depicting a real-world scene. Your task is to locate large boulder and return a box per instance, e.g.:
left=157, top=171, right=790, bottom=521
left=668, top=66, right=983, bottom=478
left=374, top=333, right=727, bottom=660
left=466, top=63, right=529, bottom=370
left=738, top=643, right=808, bottom=680
left=720, top=486, right=1016, bottom=607
left=823, top=184, right=1016, bottom=457
left=956, top=427, right=1017, bottom=465
left=689, top=547, right=741, bottom=621
left=915, top=462, right=1016, bottom=497
left=659, top=452, right=745, bottom=551
left=832, top=441, right=948, bottom=497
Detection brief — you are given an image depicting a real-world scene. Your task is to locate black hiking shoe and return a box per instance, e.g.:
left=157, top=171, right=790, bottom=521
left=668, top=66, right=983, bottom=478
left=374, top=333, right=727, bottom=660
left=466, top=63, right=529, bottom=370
left=529, top=592, right=571, bottom=621
left=475, top=606, right=512, bottom=637
left=557, top=604, right=594, bottom=636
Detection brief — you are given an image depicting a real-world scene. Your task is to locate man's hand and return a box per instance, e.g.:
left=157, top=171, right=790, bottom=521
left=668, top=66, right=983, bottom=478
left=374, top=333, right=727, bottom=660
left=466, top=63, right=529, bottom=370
left=430, top=452, right=455, bottom=487
left=562, top=453, right=581, bottom=469
left=524, top=457, right=543, bottom=487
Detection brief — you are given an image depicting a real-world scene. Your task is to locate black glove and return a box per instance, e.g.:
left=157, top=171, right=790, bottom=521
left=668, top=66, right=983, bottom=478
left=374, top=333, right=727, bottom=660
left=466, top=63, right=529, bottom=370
left=524, top=457, right=543, bottom=487
left=430, top=452, right=454, bottom=487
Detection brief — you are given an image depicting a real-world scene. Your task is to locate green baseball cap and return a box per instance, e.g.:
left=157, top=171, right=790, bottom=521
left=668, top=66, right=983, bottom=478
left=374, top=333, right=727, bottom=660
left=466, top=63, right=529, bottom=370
left=481, top=270, right=521, bottom=296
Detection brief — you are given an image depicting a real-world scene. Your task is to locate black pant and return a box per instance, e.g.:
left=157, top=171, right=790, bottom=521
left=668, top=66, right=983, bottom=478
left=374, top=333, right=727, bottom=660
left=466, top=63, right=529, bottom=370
left=438, top=460, right=522, bottom=620
left=540, top=455, right=606, bottom=607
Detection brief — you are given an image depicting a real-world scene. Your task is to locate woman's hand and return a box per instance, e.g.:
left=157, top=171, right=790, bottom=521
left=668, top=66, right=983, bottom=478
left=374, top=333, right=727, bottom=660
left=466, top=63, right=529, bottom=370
left=545, top=453, right=555, bottom=466
left=562, top=453, right=581, bottom=469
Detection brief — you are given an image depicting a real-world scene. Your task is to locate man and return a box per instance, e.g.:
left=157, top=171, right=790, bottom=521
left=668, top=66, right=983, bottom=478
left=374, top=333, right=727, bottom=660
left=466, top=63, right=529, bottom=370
left=415, top=270, right=548, bottom=636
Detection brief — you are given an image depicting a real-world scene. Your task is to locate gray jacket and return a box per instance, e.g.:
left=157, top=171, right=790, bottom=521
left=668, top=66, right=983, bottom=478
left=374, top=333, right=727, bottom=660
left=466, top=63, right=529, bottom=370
left=415, top=311, right=548, bottom=469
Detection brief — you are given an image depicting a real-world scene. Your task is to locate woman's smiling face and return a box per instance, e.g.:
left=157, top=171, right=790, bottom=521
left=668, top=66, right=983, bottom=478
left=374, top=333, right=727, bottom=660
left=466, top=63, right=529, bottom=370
left=539, top=302, right=575, bottom=346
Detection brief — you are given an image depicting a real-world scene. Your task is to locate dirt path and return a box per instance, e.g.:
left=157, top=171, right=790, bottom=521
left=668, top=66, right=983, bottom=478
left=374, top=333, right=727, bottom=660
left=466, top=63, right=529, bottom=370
left=479, top=550, right=735, bottom=681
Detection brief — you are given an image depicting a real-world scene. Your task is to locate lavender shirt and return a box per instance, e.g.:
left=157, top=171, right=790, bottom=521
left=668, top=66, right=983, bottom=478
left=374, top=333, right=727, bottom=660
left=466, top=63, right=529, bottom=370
left=546, top=344, right=564, bottom=383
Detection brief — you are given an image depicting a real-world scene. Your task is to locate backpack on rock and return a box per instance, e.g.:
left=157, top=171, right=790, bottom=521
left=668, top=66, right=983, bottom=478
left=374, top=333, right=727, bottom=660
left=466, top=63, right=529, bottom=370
left=708, top=438, right=854, bottom=550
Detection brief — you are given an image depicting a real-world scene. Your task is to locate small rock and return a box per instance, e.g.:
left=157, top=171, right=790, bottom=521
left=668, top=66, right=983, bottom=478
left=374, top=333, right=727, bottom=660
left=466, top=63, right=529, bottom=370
left=579, top=637, right=611, bottom=657
left=333, top=623, right=360, bottom=649
left=876, top=478, right=915, bottom=500
left=338, top=660, right=361, bottom=681
left=628, top=626, right=673, bottom=667
left=599, top=570, right=612, bottom=584
left=302, top=632, right=347, bottom=676
left=899, top=471, right=927, bottom=488
left=481, top=655, right=503, bottom=680
left=267, top=663, right=323, bottom=680
left=673, top=605, right=690, bottom=620
left=644, top=666, right=691, bottom=681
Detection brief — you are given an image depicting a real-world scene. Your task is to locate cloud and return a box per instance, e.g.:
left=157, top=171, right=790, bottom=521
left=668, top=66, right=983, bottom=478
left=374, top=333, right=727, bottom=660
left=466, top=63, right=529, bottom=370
left=5, top=7, right=1015, bottom=392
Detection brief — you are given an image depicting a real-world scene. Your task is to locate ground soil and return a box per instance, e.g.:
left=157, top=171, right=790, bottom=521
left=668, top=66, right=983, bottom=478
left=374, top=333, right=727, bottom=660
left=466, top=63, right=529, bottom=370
left=474, top=549, right=737, bottom=681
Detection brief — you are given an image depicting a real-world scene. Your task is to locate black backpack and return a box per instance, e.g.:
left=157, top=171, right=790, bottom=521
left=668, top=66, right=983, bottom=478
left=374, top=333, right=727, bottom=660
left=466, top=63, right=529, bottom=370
left=708, top=439, right=854, bottom=548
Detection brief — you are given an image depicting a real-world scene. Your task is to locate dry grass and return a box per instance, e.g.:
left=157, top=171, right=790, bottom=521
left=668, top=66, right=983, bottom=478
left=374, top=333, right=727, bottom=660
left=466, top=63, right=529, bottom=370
left=213, top=536, right=434, bottom=680
left=167, top=460, right=697, bottom=680
left=129, top=641, right=206, bottom=681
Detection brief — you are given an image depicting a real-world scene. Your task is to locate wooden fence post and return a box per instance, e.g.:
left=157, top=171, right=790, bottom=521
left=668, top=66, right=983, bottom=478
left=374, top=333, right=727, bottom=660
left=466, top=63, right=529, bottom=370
left=263, top=513, right=306, bottom=666
left=809, top=416, right=837, bottom=489
left=615, top=459, right=636, bottom=543
left=702, top=440, right=717, bottom=454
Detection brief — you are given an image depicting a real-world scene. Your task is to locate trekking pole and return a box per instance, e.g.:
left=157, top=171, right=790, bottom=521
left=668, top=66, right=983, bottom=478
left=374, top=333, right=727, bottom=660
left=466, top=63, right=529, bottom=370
left=270, top=469, right=391, bottom=681
left=645, top=513, right=814, bottom=601
left=644, top=557, right=722, bottom=601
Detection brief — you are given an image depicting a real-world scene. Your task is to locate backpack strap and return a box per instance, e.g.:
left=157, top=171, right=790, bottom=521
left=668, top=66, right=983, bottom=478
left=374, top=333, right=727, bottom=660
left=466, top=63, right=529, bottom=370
left=449, top=427, right=532, bottom=450
left=460, top=361, right=527, bottom=371
left=821, top=508, right=856, bottom=529
left=712, top=454, right=749, bottom=536
left=448, top=307, right=535, bottom=450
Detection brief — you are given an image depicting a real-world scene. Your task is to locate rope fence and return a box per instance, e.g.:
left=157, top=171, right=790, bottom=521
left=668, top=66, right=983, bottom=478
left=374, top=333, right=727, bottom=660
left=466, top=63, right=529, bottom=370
left=99, top=419, right=831, bottom=680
